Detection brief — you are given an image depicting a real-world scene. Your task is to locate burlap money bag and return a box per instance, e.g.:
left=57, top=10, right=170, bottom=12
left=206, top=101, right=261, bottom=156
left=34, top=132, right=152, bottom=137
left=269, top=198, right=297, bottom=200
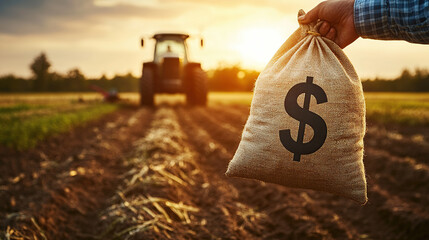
left=226, top=10, right=367, bottom=204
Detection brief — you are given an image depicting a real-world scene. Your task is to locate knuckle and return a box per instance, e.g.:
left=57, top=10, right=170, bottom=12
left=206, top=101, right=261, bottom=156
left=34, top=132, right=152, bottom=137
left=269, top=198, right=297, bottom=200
left=317, top=1, right=327, bottom=8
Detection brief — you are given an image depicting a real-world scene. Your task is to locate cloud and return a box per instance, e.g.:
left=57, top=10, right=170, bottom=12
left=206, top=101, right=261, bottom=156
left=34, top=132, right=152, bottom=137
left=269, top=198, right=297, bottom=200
left=0, top=0, right=320, bottom=35
left=0, top=0, right=184, bottom=35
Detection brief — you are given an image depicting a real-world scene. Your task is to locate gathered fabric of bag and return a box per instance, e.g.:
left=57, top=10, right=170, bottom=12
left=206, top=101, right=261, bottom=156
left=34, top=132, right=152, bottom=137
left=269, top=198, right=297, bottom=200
left=226, top=10, right=367, bottom=204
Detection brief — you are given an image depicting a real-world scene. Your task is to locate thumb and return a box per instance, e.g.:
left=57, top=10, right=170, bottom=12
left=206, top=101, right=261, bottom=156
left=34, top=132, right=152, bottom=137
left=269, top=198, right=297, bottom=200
left=298, top=4, right=321, bottom=24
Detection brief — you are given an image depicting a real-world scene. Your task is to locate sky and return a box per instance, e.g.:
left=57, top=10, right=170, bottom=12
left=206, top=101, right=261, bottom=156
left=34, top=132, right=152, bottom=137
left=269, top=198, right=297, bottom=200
left=0, top=0, right=428, bottom=79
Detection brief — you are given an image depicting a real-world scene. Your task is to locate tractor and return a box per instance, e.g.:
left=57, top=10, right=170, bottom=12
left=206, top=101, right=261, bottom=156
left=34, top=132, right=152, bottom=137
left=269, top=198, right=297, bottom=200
left=139, top=33, right=208, bottom=106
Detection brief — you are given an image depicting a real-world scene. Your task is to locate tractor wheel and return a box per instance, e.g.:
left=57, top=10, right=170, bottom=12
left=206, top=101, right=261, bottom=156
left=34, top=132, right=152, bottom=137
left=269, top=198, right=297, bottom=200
left=140, top=66, right=154, bottom=106
left=186, top=67, right=208, bottom=106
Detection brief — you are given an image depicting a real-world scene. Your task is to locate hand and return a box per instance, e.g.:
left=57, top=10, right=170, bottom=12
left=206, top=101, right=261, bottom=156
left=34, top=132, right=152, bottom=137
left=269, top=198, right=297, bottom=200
left=298, top=0, right=358, bottom=48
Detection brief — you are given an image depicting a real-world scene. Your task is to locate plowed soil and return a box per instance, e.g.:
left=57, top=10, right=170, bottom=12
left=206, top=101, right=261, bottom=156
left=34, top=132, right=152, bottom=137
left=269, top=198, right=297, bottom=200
left=1, top=102, right=428, bottom=240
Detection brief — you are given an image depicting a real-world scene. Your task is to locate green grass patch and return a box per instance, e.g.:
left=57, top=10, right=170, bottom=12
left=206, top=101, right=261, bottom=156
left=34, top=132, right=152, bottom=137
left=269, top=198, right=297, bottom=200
left=365, top=93, right=429, bottom=126
left=207, top=92, right=429, bottom=127
left=0, top=104, right=47, bottom=114
left=0, top=103, right=119, bottom=149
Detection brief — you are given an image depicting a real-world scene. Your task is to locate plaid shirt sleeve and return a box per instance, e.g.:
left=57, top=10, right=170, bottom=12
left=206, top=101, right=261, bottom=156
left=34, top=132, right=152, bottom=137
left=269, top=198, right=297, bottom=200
left=354, top=0, right=429, bottom=44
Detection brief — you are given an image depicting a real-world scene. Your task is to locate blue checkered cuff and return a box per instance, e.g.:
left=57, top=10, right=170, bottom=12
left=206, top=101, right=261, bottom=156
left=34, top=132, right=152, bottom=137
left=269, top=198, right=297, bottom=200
left=354, top=0, right=429, bottom=44
left=354, top=0, right=394, bottom=40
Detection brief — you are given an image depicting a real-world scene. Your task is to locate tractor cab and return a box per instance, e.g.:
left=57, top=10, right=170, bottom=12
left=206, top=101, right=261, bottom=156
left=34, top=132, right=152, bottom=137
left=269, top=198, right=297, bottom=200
left=153, top=33, right=188, bottom=64
left=153, top=34, right=188, bottom=92
left=139, top=33, right=207, bottom=106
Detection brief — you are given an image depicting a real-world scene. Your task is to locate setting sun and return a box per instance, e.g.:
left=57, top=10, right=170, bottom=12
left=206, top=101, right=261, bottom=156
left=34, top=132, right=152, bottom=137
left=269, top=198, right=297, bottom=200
left=0, top=0, right=428, bottom=78
left=1, top=1, right=429, bottom=239
left=233, top=27, right=286, bottom=69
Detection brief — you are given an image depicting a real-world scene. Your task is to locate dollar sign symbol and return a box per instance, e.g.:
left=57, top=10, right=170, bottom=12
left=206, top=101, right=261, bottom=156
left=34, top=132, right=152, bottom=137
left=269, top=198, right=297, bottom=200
left=279, top=76, right=328, bottom=162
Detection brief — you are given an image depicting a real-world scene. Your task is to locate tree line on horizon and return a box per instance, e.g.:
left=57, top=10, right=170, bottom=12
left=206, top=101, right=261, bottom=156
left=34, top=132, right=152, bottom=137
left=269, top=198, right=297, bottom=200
left=362, top=68, right=429, bottom=92
left=0, top=53, right=139, bottom=93
left=0, top=53, right=428, bottom=92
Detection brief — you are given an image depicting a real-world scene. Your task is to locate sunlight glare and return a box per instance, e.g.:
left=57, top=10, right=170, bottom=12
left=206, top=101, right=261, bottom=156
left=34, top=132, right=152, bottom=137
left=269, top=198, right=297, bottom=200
left=234, top=27, right=285, bottom=69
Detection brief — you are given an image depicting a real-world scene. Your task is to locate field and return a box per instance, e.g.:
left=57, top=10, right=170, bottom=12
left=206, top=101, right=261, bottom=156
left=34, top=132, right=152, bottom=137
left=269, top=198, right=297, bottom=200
left=0, top=92, right=428, bottom=239
left=365, top=93, right=429, bottom=126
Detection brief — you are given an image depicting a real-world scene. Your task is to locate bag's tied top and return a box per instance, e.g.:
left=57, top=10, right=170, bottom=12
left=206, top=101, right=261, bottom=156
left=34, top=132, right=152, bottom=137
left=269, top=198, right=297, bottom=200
left=307, top=31, right=321, bottom=36
left=298, top=9, right=323, bottom=37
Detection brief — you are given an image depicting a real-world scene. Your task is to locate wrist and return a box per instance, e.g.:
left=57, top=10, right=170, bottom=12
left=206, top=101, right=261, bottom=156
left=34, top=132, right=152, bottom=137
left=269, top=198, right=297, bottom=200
left=354, top=0, right=392, bottom=39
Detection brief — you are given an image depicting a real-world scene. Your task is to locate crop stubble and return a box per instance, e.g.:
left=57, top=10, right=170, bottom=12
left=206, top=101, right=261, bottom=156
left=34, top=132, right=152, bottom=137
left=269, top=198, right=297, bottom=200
left=1, top=102, right=428, bottom=239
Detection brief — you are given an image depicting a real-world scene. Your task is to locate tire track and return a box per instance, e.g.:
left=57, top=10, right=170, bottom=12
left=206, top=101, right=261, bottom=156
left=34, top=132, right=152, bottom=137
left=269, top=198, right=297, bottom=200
left=174, top=107, right=269, bottom=239
left=178, top=106, right=362, bottom=239
left=99, top=106, right=261, bottom=240
left=2, top=107, right=154, bottom=240
left=367, top=182, right=429, bottom=240
left=4, top=102, right=428, bottom=240
left=364, top=147, right=429, bottom=204
left=366, top=124, right=429, bottom=165
left=211, top=104, right=429, bottom=206
left=187, top=105, right=429, bottom=239
left=187, top=107, right=241, bottom=153
left=209, top=105, right=249, bottom=125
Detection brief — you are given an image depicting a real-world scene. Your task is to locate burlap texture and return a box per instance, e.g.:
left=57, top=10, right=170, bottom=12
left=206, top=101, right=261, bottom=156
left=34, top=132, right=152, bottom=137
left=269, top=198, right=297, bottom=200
left=226, top=11, right=367, bottom=204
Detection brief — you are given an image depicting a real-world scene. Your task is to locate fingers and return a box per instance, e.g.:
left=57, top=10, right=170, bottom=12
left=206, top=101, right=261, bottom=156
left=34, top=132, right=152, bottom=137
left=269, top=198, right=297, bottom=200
left=319, top=21, right=336, bottom=42
left=325, top=28, right=336, bottom=41
left=322, top=27, right=347, bottom=49
left=319, top=21, right=330, bottom=36
left=298, top=2, right=338, bottom=46
left=298, top=2, right=323, bottom=24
